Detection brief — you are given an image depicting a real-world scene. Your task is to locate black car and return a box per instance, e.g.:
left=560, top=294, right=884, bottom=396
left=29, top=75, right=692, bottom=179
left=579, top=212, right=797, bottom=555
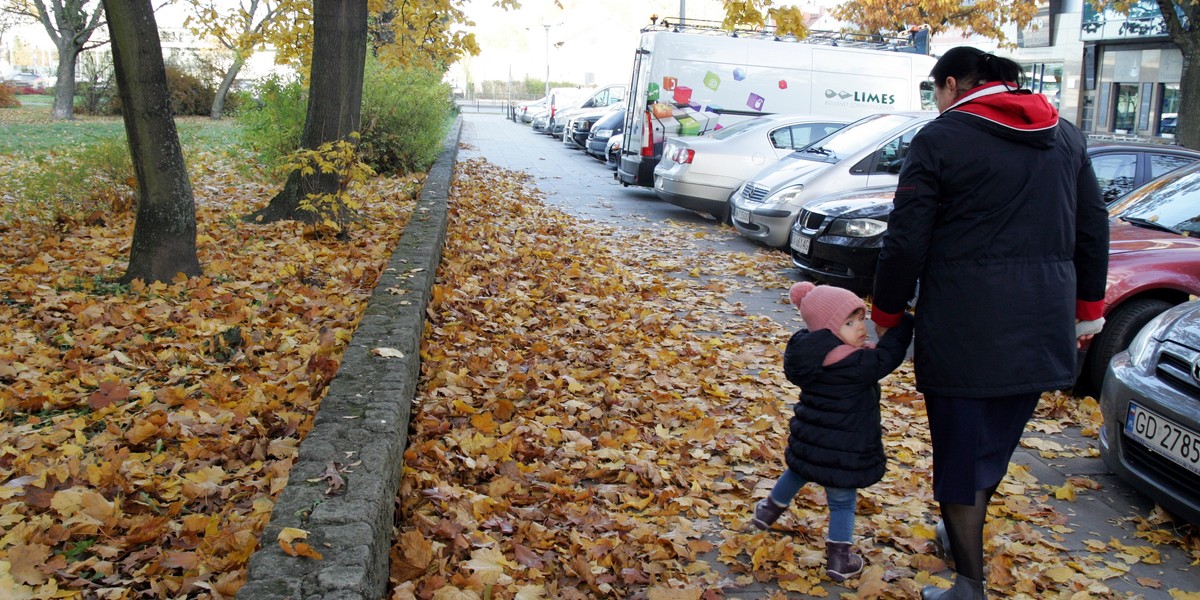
left=586, top=107, right=625, bottom=162
left=789, top=186, right=897, bottom=295
left=791, top=142, right=1200, bottom=295
left=567, top=104, right=620, bottom=149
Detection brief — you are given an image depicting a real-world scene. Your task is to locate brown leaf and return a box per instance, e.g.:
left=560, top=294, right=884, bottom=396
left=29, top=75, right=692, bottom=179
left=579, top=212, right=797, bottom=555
left=391, top=530, right=432, bottom=583
left=6, top=542, right=51, bottom=585
left=87, top=381, right=130, bottom=409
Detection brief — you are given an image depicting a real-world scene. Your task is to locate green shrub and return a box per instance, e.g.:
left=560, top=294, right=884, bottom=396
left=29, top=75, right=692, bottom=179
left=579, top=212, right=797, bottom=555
left=358, top=59, right=453, bottom=174
left=236, top=74, right=307, bottom=169
left=4, top=137, right=136, bottom=230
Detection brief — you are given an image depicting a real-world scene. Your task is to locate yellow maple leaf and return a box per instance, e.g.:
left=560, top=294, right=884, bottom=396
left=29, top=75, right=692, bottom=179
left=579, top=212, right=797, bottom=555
left=1044, top=565, right=1076, bottom=583
left=1054, top=482, right=1077, bottom=501
left=464, top=547, right=514, bottom=585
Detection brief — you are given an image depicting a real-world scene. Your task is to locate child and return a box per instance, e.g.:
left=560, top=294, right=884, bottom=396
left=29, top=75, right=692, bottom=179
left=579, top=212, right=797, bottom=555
left=753, top=281, right=914, bottom=583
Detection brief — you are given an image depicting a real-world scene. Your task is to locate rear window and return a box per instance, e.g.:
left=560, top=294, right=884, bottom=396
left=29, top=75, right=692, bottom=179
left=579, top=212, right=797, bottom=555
left=712, top=117, right=771, bottom=140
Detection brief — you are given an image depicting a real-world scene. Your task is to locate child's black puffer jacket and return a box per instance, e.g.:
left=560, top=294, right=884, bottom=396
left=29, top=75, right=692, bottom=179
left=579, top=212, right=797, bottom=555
left=782, top=313, right=914, bottom=489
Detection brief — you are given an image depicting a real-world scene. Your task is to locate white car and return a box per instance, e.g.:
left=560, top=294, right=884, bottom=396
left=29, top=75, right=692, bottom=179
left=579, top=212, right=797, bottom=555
left=731, top=111, right=936, bottom=248
left=654, top=114, right=849, bottom=221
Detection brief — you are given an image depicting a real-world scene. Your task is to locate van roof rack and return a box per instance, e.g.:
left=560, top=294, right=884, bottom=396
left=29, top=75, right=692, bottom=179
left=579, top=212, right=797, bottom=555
left=643, top=17, right=923, bottom=53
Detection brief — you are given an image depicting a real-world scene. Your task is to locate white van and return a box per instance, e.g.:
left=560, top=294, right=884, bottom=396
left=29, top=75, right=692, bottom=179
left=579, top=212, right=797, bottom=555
left=617, top=22, right=936, bottom=187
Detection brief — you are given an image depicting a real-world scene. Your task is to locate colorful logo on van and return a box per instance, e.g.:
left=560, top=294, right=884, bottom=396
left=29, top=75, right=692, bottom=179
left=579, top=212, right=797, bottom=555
left=824, top=89, right=897, bottom=105
left=703, top=71, right=721, bottom=90
left=733, top=68, right=746, bottom=81
left=747, top=93, right=765, bottom=111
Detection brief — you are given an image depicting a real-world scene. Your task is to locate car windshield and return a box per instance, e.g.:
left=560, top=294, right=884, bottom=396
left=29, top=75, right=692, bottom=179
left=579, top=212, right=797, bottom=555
left=712, top=117, right=770, bottom=140
left=1118, top=166, right=1200, bottom=235
left=793, top=113, right=916, bottom=163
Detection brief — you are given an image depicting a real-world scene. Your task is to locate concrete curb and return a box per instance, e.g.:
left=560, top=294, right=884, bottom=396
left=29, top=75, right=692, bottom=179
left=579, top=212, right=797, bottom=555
left=237, top=115, right=462, bottom=600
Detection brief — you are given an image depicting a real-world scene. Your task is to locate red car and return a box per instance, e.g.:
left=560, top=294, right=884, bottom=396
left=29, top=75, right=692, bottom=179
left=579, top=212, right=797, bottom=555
left=1077, top=161, right=1200, bottom=395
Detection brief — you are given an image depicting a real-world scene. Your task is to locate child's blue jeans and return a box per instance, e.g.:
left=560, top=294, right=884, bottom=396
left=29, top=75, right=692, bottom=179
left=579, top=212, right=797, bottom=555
left=769, top=468, right=857, bottom=542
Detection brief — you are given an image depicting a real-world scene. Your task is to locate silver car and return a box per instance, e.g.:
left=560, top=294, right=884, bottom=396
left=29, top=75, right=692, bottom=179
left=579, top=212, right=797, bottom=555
left=1100, top=298, right=1200, bottom=526
left=730, top=111, right=936, bottom=248
left=653, top=114, right=849, bottom=222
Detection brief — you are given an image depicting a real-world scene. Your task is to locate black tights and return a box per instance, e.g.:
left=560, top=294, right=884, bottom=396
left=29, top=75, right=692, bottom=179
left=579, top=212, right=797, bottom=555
left=940, top=483, right=998, bottom=581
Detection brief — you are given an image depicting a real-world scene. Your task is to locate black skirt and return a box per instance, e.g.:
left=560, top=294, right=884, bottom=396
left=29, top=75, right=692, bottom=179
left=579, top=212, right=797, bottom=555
left=924, top=392, right=1040, bottom=505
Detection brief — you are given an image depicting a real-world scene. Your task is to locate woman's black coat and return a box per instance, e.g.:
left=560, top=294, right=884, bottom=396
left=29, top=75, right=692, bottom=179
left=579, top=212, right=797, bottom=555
left=873, top=108, right=1109, bottom=397
left=782, top=314, right=914, bottom=490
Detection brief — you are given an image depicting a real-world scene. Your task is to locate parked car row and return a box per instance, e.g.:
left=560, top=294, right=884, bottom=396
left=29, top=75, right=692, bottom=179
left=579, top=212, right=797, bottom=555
left=515, top=84, right=628, bottom=169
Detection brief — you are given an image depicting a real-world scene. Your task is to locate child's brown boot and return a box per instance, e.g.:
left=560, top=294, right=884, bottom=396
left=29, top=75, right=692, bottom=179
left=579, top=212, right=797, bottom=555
left=825, top=539, right=864, bottom=582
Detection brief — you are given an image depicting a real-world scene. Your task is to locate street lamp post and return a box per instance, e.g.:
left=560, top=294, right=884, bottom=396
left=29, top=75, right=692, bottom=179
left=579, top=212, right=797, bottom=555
left=543, top=24, right=550, bottom=99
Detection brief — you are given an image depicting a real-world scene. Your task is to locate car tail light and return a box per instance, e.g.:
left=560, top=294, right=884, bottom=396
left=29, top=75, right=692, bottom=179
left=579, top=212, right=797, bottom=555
left=677, top=149, right=694, bottom=164
left=641, top=111, right=654, bottom=157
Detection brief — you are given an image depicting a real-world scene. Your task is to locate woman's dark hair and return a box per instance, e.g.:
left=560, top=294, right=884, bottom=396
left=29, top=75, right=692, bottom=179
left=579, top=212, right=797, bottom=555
left=931, top=46, right=1025, bottom=91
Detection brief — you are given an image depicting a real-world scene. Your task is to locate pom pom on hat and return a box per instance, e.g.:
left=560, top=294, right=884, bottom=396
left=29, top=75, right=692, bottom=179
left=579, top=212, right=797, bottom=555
left=789, top=281, right=865, bottom=333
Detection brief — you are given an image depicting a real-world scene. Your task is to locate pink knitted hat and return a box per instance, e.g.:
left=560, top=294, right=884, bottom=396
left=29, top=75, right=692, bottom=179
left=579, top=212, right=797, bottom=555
left=789, top=281, right=865, bottom=333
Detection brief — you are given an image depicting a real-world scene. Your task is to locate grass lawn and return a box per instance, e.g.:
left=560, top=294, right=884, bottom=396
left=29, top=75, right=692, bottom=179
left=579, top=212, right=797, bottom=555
left=0, top=100, right=244, bottom=155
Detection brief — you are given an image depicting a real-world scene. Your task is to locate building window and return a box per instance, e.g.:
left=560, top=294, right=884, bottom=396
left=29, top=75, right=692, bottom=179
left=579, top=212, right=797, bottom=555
left=1113, top=83, right=1138, bottom=133
left=1025, top=63, right=1063, bottom=110
left=1159, top=83, right=1180, bottom=137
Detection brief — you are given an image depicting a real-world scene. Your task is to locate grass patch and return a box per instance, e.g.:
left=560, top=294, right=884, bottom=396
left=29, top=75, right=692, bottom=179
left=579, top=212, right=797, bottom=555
left=0, top=104, right=244, bottom=155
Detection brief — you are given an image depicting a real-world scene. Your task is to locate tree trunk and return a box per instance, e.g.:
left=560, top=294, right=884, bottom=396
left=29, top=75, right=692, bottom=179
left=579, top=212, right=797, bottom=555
left=245, top=0, right=368, bottom=224
left=104, top=0, right=201, bottom=284
left=210, top=54, right=245, bottom=120
left=52, top=45, right=78, bottom=119
left=1179, top=47, right=1200, bottom=149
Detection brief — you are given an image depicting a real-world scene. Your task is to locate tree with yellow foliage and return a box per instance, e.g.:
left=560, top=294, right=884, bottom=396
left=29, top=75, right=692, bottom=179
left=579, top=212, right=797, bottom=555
left=182, top=0, right=303, bottom=119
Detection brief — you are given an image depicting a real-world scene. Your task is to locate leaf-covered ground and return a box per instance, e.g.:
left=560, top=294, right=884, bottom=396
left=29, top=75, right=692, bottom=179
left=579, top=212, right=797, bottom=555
left=1, top=138, right=1197, bottom=599
left=390, top=157, right=1200, bottom=600
left=0, top=146, right=422, bottom=598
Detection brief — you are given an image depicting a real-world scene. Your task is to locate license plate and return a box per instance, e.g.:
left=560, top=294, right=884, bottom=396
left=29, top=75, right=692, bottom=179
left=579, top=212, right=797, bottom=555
left=734, top=208, right=751, bottom=223
left=791, top=234, right=812, bottom=255
left=1124, top=402, right=1200, bottom=476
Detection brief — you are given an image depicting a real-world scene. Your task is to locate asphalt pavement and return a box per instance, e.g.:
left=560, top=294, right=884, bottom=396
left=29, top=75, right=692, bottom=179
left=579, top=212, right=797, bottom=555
left=456, top=111, right=1199, bottom=598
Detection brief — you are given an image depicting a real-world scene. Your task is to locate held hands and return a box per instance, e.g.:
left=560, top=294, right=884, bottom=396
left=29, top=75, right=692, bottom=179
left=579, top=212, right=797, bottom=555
left=1076, top=317, right=1105, bottom=348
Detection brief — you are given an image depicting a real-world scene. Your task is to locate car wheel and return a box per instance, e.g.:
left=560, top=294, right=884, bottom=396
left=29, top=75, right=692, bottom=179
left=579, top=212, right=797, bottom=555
left=1079, top=298, right=1174, bottom=395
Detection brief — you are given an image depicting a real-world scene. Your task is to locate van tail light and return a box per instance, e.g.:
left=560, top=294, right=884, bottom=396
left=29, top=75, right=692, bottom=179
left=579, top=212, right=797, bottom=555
left=640, top=111, right=654, bottom=157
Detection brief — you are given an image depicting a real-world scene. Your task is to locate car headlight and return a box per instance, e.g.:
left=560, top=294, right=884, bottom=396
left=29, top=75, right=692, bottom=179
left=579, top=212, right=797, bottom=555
left=1126, top=310, right=1172, bottom=370
left=828, top=218, right=887, bottom=238
left=594, top=129, right=613, bottom=139
left=766, top=185, right=804, bottom=205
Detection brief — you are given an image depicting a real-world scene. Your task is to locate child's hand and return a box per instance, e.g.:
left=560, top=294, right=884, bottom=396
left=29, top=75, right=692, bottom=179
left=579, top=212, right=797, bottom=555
left=1076, top=318, right=1104, bottom=348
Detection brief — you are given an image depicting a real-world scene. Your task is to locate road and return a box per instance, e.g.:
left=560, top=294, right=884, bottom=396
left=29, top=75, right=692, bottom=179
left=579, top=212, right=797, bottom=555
left=455, top=112, right=1199, bottom=598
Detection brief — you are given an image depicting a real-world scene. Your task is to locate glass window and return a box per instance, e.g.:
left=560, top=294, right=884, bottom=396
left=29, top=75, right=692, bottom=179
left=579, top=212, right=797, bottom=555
left=770, top=123, right=846, bottom=150
left=1092, top=153, right=1138, bottom=203
left=920, top=80, right=936, bottom=111
left=1149, top=153, right=1197, bottom=178
left=872, top=126, right=923, bottom=174
left=795, top=114, right=918, bottom=164
left=712, top=117, right=769, bottom=140
left=1120, top=168, right=1200, bottom=235
left=1158, top=83, right=1180, bottom=136
left=1113, top=83, right=1138, bottom=132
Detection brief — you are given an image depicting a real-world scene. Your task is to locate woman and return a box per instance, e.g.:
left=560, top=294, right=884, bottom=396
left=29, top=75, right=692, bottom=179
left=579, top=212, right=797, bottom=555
left=870, top=47, right=1109, bottom=599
